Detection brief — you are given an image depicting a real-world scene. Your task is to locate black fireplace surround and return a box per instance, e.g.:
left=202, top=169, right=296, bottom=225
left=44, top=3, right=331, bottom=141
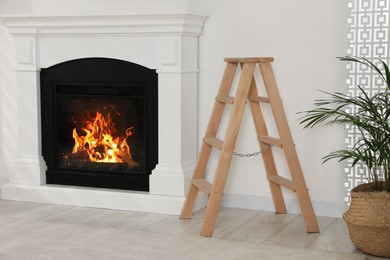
left=40, top=58, right=158, bottom=191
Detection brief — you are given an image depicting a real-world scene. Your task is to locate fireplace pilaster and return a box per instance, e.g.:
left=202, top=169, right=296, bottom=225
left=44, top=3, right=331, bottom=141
left=11, top=35, right=46, bottom=186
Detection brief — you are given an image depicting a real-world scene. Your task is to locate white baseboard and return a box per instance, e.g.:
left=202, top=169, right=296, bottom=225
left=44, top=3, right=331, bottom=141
left=1, top=183, right=208, bottom=215
left=221, top=193, right=346, bottom=218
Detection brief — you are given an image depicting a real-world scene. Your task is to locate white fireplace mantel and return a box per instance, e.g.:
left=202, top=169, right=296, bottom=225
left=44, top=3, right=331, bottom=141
left=0, top=13, right=208, bottom=214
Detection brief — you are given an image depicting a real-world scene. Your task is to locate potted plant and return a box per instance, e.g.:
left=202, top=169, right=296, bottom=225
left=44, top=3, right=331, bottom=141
left=299, top=56, right=390, bottom=257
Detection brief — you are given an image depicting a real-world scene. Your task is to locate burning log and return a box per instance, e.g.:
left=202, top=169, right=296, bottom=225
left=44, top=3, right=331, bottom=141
left=115, top=150, right=138, bottom=169
left=70, top=111, right=138, bottom=169
left=67, top=150, right=90, bottom=161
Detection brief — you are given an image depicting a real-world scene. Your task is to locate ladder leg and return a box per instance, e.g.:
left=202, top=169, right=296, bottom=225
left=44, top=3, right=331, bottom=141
left=294, top=184, right=320, bottom=232
left=200, top=163, right=228, bottom=237
left=201, top=62, right=256, bottom=237
left=180, top=143, right=211, bottom=219
left=259, top=62, right=319, bottom=232
left=248, top=78, right=287, bottom=214
left=180, top=62, right=238, bottom=219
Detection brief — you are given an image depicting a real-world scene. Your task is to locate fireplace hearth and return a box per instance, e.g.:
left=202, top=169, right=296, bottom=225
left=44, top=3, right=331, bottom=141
left=41, top=58, right=158, bottom=191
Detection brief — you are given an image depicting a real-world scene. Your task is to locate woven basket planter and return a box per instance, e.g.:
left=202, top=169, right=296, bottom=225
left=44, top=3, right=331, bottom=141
left=343, top=182, right=390, bottom=257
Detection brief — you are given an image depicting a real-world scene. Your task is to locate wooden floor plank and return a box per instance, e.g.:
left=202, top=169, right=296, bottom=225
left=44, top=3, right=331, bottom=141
left=145, top=208, right=206, bottom=234
left=145, top=215, right=203, bottom=234
left=0, top=200, right=47, bottom=216
left=221, top=211, right=297, bottom=243
left=183, top=207, right=260, bottom=238
left=40, top=206, right=104, bottom=223
left=250, top=211, right=298, bottom=223
left=308, top=218, right=357, bottom=253
left=74, top=209, right=137, bottom=228
left=6, top=203, right=75, bottom=220
left=262, top=215, right=335, bottom=248
left=114, top=211, right=171, bottom=231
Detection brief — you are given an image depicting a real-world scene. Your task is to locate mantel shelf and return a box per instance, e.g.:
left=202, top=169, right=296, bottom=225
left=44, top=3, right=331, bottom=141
left=0, top=13, right=208, bottom=36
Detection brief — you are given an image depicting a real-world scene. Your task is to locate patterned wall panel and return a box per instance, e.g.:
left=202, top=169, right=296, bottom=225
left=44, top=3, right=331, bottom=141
left=346, top=0, right=389, bottom=203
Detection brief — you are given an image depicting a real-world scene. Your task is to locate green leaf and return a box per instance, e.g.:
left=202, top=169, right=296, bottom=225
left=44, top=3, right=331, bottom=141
left=299, top=56, right=390, bottom=190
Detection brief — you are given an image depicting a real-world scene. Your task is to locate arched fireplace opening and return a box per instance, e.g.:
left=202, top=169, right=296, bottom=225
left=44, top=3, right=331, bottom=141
left=40, top=58, right=158, bottom=191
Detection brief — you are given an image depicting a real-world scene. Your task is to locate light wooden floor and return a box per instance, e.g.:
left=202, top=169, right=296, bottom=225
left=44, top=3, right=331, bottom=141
left=0, top=199, right=382, bottom=259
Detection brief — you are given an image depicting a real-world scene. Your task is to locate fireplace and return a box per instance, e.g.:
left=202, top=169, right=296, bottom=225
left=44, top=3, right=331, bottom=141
left=41, top=58, right=158, bottom=191
left=0, top=14, right=207, bottom=214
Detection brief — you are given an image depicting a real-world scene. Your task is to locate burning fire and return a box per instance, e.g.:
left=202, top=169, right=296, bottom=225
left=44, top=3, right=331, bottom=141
left=72, top=111, right=137, bottom=167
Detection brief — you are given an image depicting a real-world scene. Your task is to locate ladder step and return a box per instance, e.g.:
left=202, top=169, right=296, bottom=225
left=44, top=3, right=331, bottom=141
left=248, top=96, right=270, bottom=103
left=216, top=96, right=234, bottom=104
left=191, top=179, right=212, bottom=195
left=224, top=57, right=274, bottom=63
left=268, top=175, right=295, bottom=191
left=258, top=136, right=282, bottom=148
left=203, top=137, right=223, bottom=150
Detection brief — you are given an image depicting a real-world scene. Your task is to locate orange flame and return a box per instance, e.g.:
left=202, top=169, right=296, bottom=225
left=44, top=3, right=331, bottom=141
left=72, top=112, right=136, bottom=166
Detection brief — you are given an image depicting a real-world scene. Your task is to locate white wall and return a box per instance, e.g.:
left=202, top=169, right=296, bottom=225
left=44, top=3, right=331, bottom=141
left=0, top=0, right=348, bottom=217
left=191, top=0, right=348, bottom=217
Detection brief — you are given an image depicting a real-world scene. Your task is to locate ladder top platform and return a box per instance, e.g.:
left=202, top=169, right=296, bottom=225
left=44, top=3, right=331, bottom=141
left=224, top=57, right=274, bottom=63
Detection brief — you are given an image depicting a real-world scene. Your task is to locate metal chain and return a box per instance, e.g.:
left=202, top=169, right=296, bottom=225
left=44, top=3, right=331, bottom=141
left=232, top=145, right=273, bottom=158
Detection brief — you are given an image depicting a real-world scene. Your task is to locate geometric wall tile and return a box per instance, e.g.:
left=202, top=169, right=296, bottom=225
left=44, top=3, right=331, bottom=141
left=346, top=0, right=389, bottom=204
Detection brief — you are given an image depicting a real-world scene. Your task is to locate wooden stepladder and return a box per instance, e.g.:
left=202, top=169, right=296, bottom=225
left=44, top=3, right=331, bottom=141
left=180, top=57, right=320, bottom=237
